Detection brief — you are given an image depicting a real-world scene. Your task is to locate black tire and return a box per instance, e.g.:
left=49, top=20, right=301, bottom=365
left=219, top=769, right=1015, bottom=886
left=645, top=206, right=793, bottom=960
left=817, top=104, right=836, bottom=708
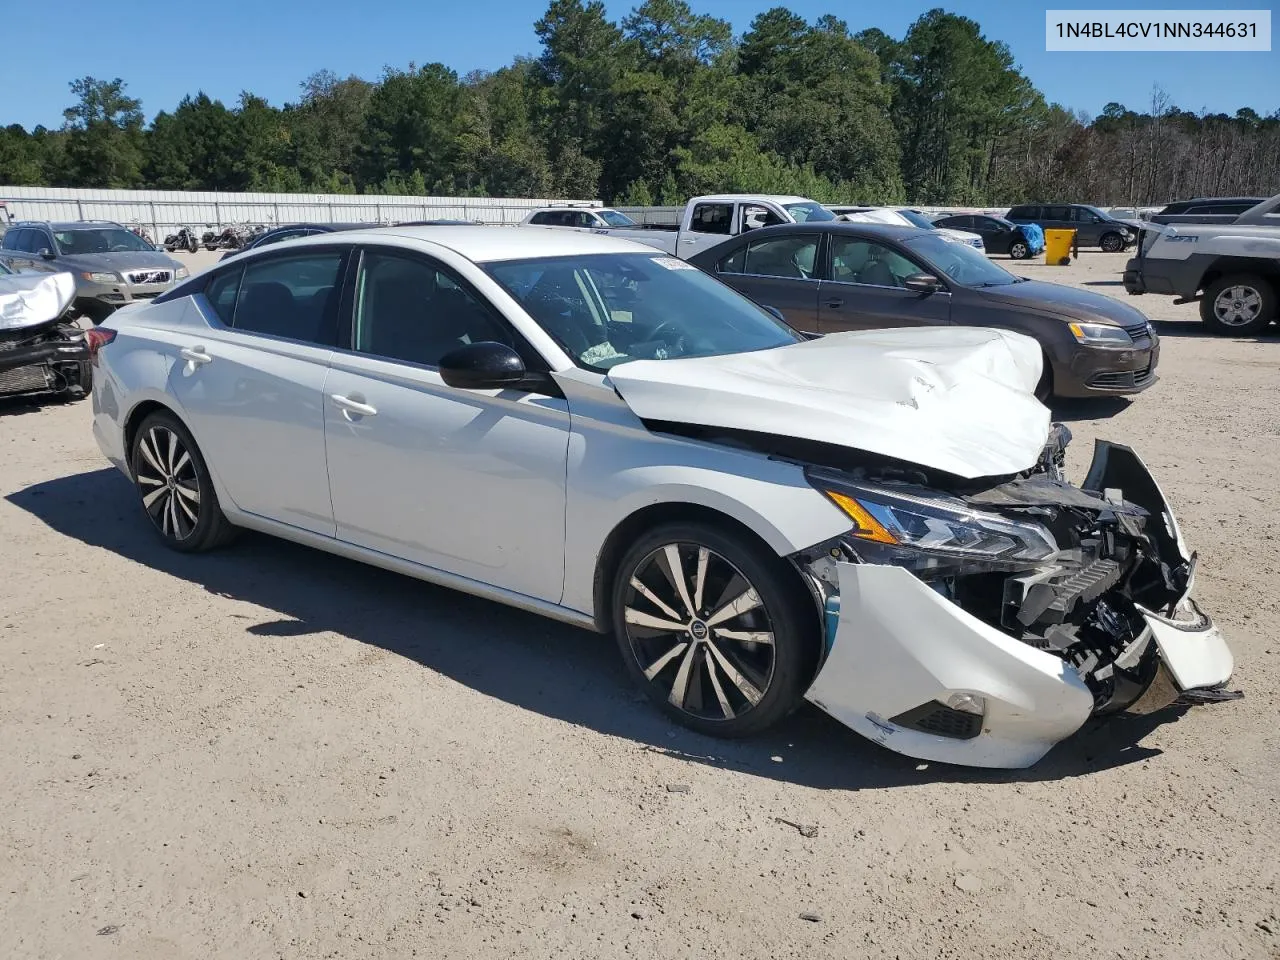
left=1009, top=237, right=1030, bottom=260
left=1099, top=232, right=1124, bottom=253
left=62, top=361, right=92, bottom=402
left=187, top=237, right=199, bottom=254
left=1200, top=274, right=1276, bottom=336
left=611, top=521, right=819, bottom=738
left=130, top=410, right=236, bottom=552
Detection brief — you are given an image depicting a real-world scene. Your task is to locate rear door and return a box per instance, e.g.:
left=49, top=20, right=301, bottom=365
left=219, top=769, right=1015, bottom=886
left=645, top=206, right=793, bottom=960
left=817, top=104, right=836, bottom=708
left=165, top=246, right=348, bottom=536
left=818, top=234, right=951, bottom=333
left=678, top=202, right=734, bottom=258
left=712, top=232, right=822, bottom=333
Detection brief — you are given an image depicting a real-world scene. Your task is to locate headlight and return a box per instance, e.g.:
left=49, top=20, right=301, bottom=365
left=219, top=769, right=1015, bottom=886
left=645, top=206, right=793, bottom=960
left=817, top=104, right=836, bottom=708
left=807, top=470, right=1058, bottom=574
left=1068, top=321, right=1132, bottom=345
left=82, top=271, right=119, bottom=284
left=175, top=266, right=189, bottom=279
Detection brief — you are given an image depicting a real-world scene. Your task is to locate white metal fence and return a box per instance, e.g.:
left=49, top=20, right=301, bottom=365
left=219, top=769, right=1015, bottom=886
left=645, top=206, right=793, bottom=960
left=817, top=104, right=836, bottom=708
left=0, top=186, right=600, bottom=237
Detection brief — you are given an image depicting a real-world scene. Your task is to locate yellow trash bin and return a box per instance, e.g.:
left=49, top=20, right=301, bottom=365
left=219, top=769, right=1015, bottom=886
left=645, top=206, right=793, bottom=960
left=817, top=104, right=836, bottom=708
left=1044, top=228, right=1076, bottom=265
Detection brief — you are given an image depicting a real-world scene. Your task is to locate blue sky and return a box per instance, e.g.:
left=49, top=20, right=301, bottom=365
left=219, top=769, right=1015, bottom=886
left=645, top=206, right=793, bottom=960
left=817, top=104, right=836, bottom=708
left=2, top=0, right=1275, bottom=129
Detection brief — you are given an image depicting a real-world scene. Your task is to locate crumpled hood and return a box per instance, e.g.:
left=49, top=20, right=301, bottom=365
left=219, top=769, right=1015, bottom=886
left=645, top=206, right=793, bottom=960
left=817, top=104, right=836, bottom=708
left=978, top=279, right=1150, bottom=326
left=608, top=327, right=1052, bottom=480
left=0, top=271, right=76, bottom=331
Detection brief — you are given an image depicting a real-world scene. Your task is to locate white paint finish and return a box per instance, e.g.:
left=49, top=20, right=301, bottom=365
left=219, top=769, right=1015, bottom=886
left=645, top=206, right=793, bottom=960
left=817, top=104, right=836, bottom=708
left=162, top=298, right=338, bottom=536
left=609, top=326, right=1051, bottom=480
left=805, top=563, right=1096, bottom=769
left=323, top=352, right=571, bottom=603
left=1143, top=603, right=1235, bottom=690
left=553, top=372, right=852, bottom=617
left=0, top=271, right=75, bottom=330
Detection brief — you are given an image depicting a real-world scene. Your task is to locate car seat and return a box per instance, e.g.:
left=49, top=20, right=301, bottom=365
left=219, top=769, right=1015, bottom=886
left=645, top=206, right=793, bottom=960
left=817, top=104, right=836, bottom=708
left=236, top=281, right=296, bottom=337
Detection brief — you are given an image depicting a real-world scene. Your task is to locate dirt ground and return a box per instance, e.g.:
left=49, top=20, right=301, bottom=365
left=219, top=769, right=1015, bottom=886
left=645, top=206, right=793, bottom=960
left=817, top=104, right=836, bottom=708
left=2, top=247, right=1278, bottom=960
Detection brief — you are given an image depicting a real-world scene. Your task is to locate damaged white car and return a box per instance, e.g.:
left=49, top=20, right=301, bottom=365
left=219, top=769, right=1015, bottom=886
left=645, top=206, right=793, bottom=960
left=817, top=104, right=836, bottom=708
left=88, top=228, right=1236, bottom=768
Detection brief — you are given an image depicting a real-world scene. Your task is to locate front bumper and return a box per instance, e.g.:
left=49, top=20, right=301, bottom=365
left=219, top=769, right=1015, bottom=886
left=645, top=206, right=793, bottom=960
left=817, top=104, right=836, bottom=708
left=1056, top=335, right=1160, bottom=397
left=802, top=444, right=1234, bottom=769
left=76, top=275, right=175, bottom=312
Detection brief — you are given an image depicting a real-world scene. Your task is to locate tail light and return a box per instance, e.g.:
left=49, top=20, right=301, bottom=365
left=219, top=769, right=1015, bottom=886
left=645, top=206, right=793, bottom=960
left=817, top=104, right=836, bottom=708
left=85, top=328, right=117, bottom=366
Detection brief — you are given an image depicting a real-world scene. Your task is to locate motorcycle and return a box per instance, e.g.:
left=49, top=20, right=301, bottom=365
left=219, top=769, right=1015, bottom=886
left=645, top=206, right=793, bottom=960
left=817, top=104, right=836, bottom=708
left=163, top=226, right=201, bottom=254
left=128, top=223, right=154, bottom=246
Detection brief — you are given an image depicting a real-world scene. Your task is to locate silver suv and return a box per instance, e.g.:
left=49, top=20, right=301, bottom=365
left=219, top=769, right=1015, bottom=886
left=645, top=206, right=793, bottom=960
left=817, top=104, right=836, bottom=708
left=0, top=220, right=188, bottom=322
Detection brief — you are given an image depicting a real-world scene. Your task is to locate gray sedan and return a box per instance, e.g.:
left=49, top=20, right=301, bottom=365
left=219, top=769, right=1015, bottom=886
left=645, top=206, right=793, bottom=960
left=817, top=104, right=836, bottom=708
left=688, top=222, right=1159, bottom=399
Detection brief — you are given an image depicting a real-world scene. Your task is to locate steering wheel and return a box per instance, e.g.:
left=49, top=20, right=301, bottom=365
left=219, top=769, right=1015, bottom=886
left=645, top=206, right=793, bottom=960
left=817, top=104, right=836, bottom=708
left=642, top=318, right=689, bottom=357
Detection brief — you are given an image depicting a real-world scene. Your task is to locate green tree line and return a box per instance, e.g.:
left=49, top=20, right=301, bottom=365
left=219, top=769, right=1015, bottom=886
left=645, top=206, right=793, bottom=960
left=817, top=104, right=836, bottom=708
left=2, top=1, right=1277, bottom=205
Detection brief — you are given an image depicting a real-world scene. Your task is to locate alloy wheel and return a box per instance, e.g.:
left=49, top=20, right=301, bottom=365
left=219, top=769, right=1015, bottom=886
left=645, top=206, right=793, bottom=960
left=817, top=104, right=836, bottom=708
left=135, top=425, right=201, bottom=541
left=1213, top=285, right=1263, bottom=326
left=1010, top=241, right=1028, bottom=259
left=622, top=542, right=776, bottom=722
left=1101, top=233, right=1123, bottom=252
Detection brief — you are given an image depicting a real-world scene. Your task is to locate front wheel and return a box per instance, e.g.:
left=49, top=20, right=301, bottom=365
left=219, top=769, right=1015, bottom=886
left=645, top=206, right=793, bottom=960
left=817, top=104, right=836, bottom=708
left=1009, top=238, right=1030, bottom=260
left=611, top=521, right=819, bottom=738
left=130, top=410, right=236, bottom=552
left=1100, top=232, right=1124, bottom=253
left=1200, top=274, right=1276, bottom=335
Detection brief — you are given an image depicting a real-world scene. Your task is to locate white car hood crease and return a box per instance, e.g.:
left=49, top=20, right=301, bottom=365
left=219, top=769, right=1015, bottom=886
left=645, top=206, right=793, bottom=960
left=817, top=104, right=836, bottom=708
left=608, top=327, right=1052, bottom=480
left=0, top=271, right=76, bottom=331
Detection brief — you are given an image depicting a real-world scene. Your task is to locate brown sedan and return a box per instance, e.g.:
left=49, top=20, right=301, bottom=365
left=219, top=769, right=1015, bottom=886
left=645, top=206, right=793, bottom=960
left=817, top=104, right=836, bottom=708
left=688, top=222, right=1159, bottom=399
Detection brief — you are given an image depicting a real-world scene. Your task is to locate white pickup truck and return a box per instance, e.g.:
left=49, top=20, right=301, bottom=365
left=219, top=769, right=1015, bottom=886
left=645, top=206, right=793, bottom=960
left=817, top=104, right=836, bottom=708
left=519, top=194, right=837, bottom=259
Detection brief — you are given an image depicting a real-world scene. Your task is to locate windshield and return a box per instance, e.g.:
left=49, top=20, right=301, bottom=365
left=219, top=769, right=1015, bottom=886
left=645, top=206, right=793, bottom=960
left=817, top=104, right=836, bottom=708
left=486, top=253, right=802, bottom=371
left=1083, top=205, right=1113, bottom=221
left=598, top=210, right=638, bottom=227
left=897, top=209, right=936, bottom=229
left=903, top=234, right=1021, bottom=287
left=54, top=228, right=155, bottom=255
left=784, top=202, right=836, bottom=223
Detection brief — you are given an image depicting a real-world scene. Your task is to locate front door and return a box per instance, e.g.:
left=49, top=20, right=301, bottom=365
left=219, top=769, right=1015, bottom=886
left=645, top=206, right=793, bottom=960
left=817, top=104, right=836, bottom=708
left=818, top=236, right=951, bottom=333
left=166, top=248, right=348, bottom=536
left=323, top=247, right=571, bottom=603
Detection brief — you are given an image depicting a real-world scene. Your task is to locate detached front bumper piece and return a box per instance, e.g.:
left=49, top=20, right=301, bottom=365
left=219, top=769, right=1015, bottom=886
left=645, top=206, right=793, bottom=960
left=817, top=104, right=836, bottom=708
left=802, top=441, right=1235, bottom=770
left=806, top=562, right=1096, bottom=768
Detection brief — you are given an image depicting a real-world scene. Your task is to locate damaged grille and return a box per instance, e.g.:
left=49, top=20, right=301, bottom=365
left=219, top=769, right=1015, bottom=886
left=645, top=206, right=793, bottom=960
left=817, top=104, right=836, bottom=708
left=0, top=364, right=52, bottom=394
left=126, top=270, right=171, bottom=285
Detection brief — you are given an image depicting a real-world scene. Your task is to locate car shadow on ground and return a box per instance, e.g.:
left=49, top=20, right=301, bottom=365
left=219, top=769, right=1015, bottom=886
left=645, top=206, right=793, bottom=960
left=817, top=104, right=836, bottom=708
left=1049, top=397, right=1131, bottom=422
left=8, top=467, right=1188, bottom=791
left=1150, top=318, right=1278, bottom=340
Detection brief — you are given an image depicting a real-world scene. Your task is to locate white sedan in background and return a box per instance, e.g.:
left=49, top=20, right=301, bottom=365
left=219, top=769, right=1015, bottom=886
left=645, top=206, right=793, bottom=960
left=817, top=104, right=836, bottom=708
left=830, top=206, right=986, bottom=250
left=86, top=227, right=1234, bottom=768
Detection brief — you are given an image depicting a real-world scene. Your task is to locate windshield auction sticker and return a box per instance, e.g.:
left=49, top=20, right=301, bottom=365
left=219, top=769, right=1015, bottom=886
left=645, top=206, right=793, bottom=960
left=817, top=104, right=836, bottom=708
left=1046, top=9, right=1271, bottom=50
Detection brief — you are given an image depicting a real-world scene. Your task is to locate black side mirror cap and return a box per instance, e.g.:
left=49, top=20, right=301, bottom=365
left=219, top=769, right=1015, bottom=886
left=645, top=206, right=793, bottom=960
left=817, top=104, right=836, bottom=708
left=903, top=273, right=944, bottom=294
left=438, top=341, right=528, bottom=390
left=39, top=248, right=56, bottom=260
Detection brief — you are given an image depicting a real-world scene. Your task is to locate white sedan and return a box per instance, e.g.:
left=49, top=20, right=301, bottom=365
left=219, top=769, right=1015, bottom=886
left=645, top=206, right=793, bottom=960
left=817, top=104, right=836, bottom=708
left=86, top=227, right=1234, bottom=768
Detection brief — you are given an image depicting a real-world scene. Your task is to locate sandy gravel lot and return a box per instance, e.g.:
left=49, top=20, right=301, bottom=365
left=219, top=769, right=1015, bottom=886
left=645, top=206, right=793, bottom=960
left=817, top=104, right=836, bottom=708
left=2, top=248, right=1278, bottom=959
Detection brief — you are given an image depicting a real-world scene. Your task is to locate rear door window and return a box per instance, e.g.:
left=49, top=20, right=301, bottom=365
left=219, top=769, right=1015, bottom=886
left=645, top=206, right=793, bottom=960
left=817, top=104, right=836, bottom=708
left=742, top=234, right=818, bottom=279
left=229, top=252, right=346, bottom=345
left=689, top=203, right=733, bottom=235
left=205, top=268, right=243, bottom=326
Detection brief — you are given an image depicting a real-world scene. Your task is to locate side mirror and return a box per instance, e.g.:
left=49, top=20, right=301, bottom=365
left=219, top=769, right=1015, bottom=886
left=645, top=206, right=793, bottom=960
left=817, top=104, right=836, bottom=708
left=438, top=341, right=527, bottom=390
left=762, top=305, right=786, bottom=322
left=903, top=273, right=943, bottom=294
left=39, top=248, right=55, bottom=260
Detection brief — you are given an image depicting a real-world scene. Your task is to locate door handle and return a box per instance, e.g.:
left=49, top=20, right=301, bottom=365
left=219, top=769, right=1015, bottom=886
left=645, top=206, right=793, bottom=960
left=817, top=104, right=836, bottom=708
left=330, top=393, right=377, bottom=418
left=825, top=298, right=844, bottom=308
left=679, top=237, right=696, bottom=243
left=179, top=346, right=212, bottom=366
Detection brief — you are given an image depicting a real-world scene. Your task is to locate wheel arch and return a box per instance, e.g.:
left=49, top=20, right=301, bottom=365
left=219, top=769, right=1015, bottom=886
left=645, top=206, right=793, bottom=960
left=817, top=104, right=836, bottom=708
left=1198, top=257, right=1280, bottom=294
left=122, top=398, right=187, bottom=477
left=590, top=500, right=815, bottom=635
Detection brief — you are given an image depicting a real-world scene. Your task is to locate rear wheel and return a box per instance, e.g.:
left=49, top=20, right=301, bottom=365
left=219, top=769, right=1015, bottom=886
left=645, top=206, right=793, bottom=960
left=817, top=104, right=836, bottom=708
left=1200, top=274, right=1275, bottom=336
left=130, top=410, right=236, bottom=552
left=611, top=521, right=818, bottom=738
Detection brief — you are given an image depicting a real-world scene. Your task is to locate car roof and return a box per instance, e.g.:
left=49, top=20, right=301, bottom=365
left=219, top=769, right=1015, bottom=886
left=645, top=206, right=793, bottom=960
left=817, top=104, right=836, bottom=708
left=277, top=224, right=656, bottom=262
left=692, top=195, right=816, bottom=205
